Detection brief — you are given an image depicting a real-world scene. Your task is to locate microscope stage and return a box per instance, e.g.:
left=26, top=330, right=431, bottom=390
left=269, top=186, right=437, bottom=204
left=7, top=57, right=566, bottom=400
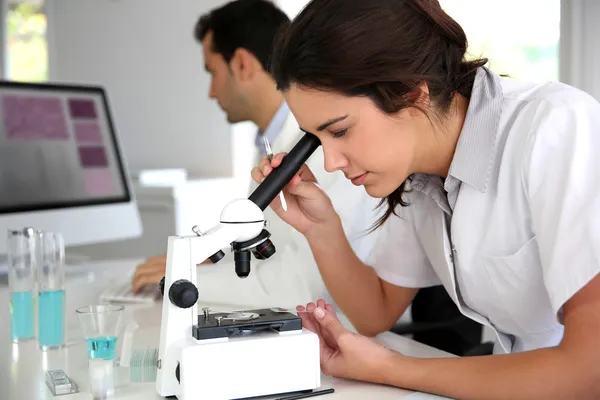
left=193, top=308, right=303, bottom=340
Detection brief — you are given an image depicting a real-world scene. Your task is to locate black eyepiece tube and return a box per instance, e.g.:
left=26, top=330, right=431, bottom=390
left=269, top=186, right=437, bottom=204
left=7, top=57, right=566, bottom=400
left=248, top=133, right=321, bottom=210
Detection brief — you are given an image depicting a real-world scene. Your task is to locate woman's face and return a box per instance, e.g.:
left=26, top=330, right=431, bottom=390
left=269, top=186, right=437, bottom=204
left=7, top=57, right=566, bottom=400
left=285, top=85, right=426, bottom=198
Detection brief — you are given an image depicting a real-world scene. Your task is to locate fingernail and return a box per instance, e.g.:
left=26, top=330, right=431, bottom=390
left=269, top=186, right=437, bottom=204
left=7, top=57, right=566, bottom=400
left=314, top=307, right=325, bottom=319
left=263, top=166, right=271, bottom=173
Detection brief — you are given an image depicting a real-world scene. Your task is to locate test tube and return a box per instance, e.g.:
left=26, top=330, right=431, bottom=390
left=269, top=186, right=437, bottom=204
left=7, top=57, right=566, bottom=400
left=37, top=231, right=66, bottom=350
left=7, top=228, right=37, bottom=342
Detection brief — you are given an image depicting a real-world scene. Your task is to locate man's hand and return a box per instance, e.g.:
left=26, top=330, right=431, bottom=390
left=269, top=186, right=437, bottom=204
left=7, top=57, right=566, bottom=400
left=131, top=255, right=210, bottom=293
left=297, top=299, right=399, bottom=385
left=131, top=255, right=168, bottom=294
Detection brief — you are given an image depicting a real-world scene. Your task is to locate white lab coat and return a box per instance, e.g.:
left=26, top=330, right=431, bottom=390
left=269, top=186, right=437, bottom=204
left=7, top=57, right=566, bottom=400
left=369, top=68, right=600, bottom=354
left=195, top=112, right=381, bottom=311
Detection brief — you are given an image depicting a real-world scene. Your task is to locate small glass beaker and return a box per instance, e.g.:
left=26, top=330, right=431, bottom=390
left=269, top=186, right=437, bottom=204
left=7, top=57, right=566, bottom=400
left=7, top=228, right=37, bottom=342
left=76, top=305, right=124, bottom=398
left=37, top=231, right=66, bottom=350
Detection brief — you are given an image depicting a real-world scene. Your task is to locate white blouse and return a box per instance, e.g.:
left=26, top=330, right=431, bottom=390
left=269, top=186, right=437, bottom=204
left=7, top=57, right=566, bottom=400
left=369, top=67, right=600, bottom=353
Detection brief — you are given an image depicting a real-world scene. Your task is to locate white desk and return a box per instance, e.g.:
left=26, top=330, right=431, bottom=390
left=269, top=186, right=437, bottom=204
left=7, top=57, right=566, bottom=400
left=0, top=259, right=453, bottom=400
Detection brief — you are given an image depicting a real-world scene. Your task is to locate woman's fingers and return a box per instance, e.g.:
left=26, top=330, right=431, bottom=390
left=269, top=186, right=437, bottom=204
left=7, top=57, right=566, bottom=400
left=252, top=152, right=319, bottom=191
left=252, top=154, right=284, bottom=183
left=251, top=167, right=262, bottom=183
left=271, top=152, right=286, bottom=168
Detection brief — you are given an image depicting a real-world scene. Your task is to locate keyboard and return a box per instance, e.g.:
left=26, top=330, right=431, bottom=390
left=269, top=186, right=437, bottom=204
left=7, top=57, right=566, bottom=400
left=100, top=280, right=161, bottom=304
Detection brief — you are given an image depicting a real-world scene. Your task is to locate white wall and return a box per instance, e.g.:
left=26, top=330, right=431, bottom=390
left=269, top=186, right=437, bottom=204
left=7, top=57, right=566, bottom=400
left=48, top=0, right=234, bottom=178
left=276, top=0, right=308, bottom=18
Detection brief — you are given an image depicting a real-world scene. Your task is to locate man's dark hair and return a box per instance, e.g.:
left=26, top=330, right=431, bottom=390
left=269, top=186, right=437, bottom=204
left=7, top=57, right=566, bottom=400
left=194, top=0, right=291, bottom=72
left=271, top=0, right=487, bottom=229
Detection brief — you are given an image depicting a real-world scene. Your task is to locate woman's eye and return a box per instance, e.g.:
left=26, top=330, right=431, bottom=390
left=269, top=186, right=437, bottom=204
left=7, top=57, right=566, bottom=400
left=332, top=129, right=347, bottom=138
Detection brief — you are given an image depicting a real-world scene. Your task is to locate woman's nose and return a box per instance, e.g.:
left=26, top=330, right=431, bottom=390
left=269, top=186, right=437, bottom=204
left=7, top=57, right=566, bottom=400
left=323, top=146, right=347, bottom=173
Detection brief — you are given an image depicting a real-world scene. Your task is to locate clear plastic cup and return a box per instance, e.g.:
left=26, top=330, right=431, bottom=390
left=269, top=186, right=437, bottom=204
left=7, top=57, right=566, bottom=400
left=7, top=228, right=37, bottom=342
left=37, top=231, right=66, bottom=350
left=76, top=305, right=124, bottom=399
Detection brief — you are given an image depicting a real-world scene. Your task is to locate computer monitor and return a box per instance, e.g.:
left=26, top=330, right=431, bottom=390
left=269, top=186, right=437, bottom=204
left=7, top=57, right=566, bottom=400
left=0, top=80, right=142, bottom=259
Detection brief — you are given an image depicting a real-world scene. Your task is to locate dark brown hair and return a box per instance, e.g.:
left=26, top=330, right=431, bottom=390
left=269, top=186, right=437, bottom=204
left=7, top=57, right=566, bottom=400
left=194, top=0, right=290, bottom=72
left=271, top=0, right=487, bottom=229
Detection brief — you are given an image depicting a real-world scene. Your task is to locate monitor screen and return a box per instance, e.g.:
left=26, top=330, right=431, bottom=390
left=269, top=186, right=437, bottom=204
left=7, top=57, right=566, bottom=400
left=0, top=81, right=131, bottom=213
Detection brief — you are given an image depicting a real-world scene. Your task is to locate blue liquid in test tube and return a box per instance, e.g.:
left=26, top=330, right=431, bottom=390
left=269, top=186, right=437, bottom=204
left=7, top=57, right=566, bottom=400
left=38, top=289, right=65, bottom=348
left=7, top=228, right=37, bottom=342
left=10, top=290, right=34, bottom=341
left=36, top=231, right=66, bottom=350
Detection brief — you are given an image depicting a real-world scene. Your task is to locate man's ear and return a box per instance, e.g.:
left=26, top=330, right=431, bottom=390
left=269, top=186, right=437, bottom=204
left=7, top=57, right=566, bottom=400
left=229, top=48, right=260, bottom=83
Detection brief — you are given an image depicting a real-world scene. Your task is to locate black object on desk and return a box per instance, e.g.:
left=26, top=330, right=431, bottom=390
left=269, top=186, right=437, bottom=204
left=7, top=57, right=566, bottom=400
left=276, top=388, right=335, bottom=400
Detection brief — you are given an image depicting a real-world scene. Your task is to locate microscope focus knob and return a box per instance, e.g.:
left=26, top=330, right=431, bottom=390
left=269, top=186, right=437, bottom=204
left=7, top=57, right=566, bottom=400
left=168, top=279, right=198, bottom=309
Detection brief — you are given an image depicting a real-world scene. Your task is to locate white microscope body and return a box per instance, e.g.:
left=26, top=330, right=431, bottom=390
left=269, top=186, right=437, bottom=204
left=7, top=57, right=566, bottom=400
left=155, top=198, right=321, bottom=400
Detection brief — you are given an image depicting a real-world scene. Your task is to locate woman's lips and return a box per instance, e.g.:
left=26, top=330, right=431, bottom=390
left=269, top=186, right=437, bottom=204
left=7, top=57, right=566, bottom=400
left=350, top=173, right=367, bottom=186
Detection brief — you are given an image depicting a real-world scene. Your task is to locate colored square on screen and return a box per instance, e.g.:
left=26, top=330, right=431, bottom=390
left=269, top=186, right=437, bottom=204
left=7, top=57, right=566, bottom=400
left=74, top=121, right=103, bottom=143
left=2, top=95, right=69, bottom=140
left=84, top=169, right=115, bottom=196
left=78, top=146, right=108, bottom=168
left=68, top=99, right=97, bottom=119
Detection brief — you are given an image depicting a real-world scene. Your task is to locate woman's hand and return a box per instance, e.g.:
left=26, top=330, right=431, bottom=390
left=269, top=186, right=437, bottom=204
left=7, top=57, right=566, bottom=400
left=297, top=299, right=400, bottom=385
left=251, top=153, right=339, bottom=237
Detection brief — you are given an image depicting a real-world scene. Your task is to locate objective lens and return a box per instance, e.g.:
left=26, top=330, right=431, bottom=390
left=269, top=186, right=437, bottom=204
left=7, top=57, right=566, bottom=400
left=254, top=239, right=276, bottom=259
left=234, top=251, right=251, bottom=278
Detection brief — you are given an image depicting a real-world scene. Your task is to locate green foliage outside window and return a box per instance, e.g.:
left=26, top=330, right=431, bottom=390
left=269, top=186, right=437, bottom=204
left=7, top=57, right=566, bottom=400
left=7, top=0, right=48, bottom=82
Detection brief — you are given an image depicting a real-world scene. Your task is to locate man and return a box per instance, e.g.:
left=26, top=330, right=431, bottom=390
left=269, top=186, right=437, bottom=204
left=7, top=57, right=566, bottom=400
left=131, top=0, right=381, bottom=311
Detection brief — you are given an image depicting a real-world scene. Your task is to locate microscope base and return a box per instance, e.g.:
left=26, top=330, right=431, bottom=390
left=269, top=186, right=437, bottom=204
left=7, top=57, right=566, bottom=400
left=169, top=328, right=320, bottom=400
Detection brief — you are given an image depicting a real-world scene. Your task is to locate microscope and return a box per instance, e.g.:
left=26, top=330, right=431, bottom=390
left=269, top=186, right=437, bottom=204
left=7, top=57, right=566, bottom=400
left=156, top=134, right=323, bottom=400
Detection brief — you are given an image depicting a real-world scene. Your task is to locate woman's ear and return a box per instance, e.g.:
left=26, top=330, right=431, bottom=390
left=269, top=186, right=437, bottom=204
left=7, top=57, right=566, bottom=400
left=414, top=82, right=430, bottom=107
left=405, top=82, right=431, bottom=116
left=229, top=48, right=259, bottom=83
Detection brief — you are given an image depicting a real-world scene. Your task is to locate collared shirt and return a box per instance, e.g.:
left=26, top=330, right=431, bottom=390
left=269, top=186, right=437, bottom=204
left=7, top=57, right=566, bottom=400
left=254, top=100, right=290, bottom=156
left=369, top=67, right=600, bottom=354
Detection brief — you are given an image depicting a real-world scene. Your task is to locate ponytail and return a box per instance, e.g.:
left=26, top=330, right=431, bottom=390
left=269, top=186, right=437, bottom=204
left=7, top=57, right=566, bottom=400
left=403, top=0, right=486, bottom=98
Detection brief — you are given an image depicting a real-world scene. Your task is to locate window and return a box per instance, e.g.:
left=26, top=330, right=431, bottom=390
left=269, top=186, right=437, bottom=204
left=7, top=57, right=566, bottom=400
left=6, top=0, right=48, bottom=82
left=439, top=0, right=561, bottom=82
left=277, top=0, right=561, bottom=83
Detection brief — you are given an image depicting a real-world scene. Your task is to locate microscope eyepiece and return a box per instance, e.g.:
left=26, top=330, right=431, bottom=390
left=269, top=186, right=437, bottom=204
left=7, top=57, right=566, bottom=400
left=248, top=133, right=321, bottom=211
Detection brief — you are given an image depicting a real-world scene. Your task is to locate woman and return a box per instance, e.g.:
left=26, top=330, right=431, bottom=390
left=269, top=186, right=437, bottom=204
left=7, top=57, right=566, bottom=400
left=252, top=0, right=600, bottom=398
